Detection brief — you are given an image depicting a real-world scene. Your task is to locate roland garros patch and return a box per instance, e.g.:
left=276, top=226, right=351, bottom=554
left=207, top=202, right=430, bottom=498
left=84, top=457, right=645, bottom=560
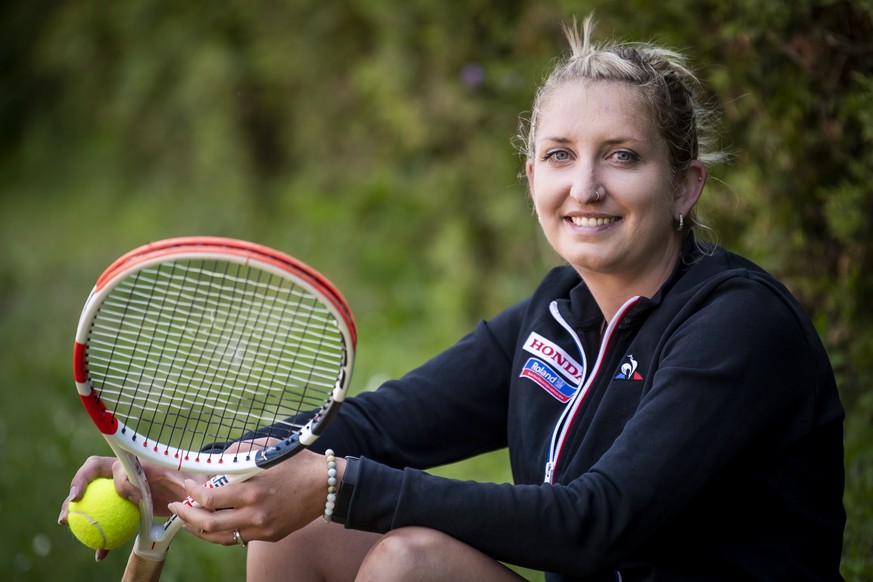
left=520, top=357, right=576, bottom=402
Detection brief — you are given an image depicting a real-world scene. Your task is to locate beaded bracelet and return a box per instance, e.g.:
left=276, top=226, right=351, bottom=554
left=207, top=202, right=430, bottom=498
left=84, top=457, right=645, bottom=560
left=322, top=449, right=338, bottom=523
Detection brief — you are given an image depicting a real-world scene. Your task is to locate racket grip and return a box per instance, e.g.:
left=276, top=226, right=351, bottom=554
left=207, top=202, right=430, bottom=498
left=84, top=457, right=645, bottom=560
left=122, top=550, right=166, bottom=582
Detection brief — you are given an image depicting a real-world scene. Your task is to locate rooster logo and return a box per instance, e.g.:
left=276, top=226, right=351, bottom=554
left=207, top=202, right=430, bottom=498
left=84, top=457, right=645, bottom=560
left=614, top=354, right=643, bottom=381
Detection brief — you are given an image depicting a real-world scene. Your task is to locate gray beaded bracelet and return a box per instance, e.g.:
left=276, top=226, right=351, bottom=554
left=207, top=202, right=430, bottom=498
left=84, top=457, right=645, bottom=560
left=322, top=449, right=338, bottom=522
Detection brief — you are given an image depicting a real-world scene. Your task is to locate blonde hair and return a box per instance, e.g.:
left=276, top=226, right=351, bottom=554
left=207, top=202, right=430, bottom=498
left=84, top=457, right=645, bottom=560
left=520, top=15, right=726, bottom=233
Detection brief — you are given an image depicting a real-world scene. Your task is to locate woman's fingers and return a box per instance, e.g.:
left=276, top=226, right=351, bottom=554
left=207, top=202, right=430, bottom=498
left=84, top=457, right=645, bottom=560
left=110, top=460, right=145, bottom=505
left=58, top=456, right=116, bottom=524
left=168, top=479, right=247, bottom=545
left=163, top=450, right=329, bottom=547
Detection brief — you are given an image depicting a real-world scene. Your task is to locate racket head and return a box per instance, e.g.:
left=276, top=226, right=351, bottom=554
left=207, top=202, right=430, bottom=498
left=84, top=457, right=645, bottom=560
left=73, top=237, right=356, bottom=475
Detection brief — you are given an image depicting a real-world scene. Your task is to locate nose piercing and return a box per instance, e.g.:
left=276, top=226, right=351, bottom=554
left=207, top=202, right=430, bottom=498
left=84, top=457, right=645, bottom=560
left=593, top=189, right=603, bottom=202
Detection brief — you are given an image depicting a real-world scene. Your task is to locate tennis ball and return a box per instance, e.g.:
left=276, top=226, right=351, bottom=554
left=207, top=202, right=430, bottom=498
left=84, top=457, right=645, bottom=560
left=68, top=478, right=139, bottom=550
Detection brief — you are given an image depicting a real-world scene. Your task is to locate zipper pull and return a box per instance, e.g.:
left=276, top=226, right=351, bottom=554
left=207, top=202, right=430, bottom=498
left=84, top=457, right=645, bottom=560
left=544, top=461, right=554, bottom=483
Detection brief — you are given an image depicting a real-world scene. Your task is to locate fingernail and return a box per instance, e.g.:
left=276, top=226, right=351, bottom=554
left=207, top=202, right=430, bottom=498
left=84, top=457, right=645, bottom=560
left=57, top=510, right=67, bottom=525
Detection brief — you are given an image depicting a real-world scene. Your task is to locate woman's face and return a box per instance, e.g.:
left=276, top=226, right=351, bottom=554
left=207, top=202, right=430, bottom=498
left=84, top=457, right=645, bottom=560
left=526, top=80, right=702, bottom=293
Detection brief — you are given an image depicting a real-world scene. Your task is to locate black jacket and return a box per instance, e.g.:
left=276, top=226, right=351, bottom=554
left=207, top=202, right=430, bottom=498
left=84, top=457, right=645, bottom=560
left=315, top=241, right=846, bottom=580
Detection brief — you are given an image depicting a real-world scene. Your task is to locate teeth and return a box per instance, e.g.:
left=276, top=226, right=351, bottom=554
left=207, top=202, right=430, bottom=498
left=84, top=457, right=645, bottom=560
left=570, top=216, right=617, bottom=227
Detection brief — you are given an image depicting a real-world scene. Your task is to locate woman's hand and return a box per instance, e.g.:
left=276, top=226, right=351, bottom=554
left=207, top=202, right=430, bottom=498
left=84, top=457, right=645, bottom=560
left=58, top=455, right=189, bottom=560
left=168, top=449, right=339, bottom=547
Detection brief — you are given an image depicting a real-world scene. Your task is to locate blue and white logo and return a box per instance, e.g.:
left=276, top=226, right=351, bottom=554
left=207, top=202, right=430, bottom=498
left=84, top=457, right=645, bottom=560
left=520, top=357, right=577, bottom=402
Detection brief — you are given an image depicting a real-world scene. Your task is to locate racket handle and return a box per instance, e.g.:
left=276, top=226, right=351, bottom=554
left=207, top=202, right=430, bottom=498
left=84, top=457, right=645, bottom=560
left=122, top=550, right=166, bottom=582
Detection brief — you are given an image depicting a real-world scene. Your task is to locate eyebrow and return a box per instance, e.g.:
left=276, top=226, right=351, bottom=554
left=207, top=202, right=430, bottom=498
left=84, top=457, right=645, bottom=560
left=537, top=135, right=647, bottom=147
left=538, top=136, right=573, bottom=144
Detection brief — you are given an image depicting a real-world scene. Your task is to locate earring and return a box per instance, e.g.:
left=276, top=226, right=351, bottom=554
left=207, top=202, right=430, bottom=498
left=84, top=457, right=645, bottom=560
left=677, top=214, right=684, bottom=231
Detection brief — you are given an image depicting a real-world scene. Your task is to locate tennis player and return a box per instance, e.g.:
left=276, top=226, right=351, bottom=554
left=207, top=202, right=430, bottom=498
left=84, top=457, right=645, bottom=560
left=62, top=15, right=845, bottom=581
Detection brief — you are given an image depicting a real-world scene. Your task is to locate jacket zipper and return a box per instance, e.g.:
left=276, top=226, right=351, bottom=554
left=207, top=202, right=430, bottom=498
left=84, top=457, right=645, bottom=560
left=543, top=296, right=641, bottom=484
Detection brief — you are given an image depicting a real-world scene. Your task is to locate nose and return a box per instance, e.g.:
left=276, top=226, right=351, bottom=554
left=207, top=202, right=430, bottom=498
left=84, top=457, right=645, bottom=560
left=568, top=163, right=600, bottom=204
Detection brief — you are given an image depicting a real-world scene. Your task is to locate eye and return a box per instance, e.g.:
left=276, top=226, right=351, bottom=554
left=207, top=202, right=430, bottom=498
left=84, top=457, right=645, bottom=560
left=611, top=150, right=640, bottom=163
left=542, top=149, right=572, bottom=162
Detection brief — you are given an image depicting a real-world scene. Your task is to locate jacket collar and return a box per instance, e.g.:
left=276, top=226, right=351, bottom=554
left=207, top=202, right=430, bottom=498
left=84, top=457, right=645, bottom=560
left=564, top=235, right=712, bottom=330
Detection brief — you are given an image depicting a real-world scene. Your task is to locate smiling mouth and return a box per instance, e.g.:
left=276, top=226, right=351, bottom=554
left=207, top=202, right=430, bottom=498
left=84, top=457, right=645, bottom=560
left=569, top=216, right=619, bottom=227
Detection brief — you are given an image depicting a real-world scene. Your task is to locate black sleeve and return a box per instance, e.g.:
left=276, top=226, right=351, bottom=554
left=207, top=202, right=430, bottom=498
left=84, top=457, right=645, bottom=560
left=199, top=409, right=319, bottom=453
left=310, top=297, right=530, bottom=469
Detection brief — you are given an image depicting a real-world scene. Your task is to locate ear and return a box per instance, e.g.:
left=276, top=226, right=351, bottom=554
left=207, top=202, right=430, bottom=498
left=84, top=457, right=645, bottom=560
left=525, top=159, right=535, bottom=191
left=674, top=160, right=707, bottom=218
left=524, top=159, right=538, bottom=205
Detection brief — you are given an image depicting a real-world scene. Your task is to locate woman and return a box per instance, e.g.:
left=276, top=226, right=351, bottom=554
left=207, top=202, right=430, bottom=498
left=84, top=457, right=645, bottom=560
left=60, top=16, right=845, bottom=581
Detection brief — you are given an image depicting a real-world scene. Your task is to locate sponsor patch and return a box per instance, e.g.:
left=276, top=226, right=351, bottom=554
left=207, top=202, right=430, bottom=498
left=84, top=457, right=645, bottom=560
left=522, top=332, right=583, bottom=383
left=520, top=357, right=577, bottom=403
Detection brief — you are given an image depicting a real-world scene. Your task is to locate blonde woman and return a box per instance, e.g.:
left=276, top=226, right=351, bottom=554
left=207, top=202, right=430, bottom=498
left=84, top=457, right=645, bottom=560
left=62, top=16, right=845, bottom=582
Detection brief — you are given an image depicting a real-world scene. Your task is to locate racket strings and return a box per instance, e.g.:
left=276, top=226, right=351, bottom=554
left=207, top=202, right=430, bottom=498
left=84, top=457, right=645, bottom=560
left=167, top=258, right=242, bottom=459
left=86, top=259, right=346, bottom=458
left=236, top=275, right=309, bottom=454
left=204, top=264, right=295, bottom=460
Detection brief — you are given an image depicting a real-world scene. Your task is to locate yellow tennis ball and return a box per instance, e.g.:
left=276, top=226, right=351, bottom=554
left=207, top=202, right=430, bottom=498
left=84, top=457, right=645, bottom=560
left=68, top=478, right=140, bottom=550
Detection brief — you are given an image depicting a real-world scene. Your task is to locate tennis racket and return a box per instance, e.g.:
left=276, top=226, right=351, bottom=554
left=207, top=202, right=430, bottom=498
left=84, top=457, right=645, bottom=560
left=72, top=236, right=356, bottom=582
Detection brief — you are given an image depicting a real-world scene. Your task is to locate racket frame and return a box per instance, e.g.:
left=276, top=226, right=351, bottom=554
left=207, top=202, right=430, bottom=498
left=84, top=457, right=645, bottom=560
left=72, top=237, right=355, bottom=573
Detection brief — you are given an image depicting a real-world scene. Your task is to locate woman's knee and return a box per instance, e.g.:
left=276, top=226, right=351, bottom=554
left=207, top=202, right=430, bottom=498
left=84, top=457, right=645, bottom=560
left=247, top=519, right=380, bottom=582
left=357, top=527, right=445, bottom=580
left=366, top=527, right=441, bottom=564
left=356, top=527, right=521, bottom=582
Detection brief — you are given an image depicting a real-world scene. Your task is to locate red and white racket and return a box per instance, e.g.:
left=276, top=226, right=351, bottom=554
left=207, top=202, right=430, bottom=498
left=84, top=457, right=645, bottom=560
left=72, top=236, right=356, bottom=582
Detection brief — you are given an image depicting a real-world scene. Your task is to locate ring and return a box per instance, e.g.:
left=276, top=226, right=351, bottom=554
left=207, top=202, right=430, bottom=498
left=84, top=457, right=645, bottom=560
left=593, top=189, right=602, bottom=202
left=232, top=529, right=247, bottom=549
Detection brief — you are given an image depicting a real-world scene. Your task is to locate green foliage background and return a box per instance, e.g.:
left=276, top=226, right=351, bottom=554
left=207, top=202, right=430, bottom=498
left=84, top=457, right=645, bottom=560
left=1, top=1, right=870, bottom=580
